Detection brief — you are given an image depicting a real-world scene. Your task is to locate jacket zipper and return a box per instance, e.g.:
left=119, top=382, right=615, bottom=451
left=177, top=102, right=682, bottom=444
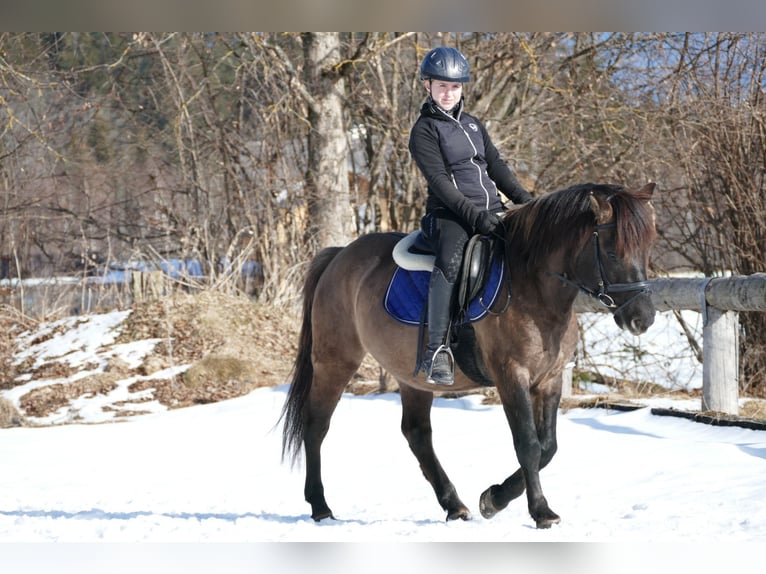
left=438, top=107, right=492, bottom=210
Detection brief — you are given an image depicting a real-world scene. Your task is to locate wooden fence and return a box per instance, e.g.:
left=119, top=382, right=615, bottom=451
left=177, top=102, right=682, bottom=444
left=569, top=273, right=766, bottom=415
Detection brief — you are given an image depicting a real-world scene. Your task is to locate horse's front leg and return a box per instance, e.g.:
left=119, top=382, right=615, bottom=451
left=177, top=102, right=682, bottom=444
left=480, top=378, right=561, bottom=528
left=399, top=383, right=471, bottom=521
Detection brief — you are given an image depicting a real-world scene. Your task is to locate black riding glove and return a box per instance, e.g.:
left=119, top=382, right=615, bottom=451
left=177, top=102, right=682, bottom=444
left=474, top=211, right=503, bottom=237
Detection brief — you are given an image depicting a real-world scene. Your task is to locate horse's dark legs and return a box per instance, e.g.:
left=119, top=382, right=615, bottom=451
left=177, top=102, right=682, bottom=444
left=303, top=360, right=361, bottom=521
left=480, top=384, right=561, bottom=528
left=303, top=404, right=337, bottom=521
left=399, top=383, right=471, bottom=521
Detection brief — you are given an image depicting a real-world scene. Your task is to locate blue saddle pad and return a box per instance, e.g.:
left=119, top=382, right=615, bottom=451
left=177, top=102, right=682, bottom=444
left=384, top=255, right=505, bottom=325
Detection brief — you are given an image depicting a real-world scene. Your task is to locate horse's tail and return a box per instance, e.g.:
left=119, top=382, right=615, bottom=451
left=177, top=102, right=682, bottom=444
left=280, top=246, right=343, bottom=466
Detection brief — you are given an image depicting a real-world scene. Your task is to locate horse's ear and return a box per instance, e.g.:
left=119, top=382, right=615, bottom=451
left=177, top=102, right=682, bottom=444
left=637, top=182, right=656, bottom=197
left=589, top=192, right=613, bottom=225
left=633, top=182, right=656, bottom=226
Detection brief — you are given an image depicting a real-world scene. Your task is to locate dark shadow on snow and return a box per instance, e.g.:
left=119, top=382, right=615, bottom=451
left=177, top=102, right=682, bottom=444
left=0, top=507, right=451, bottom=528
left=0, top=508, right=309, bottom=524
left=565, top=416, right=663, bottom=439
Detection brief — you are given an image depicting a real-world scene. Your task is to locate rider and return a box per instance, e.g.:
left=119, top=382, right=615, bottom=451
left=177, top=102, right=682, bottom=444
left=409, top=46, right=533, bottom=386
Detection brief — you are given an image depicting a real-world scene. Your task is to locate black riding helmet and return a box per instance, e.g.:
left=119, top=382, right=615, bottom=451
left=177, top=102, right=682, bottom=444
left=419, top=46, right=470, bottom=83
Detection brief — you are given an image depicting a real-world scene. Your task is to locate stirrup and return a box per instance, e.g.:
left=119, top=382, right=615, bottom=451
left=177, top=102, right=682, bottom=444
left=425, top=344, right=455, bottom=386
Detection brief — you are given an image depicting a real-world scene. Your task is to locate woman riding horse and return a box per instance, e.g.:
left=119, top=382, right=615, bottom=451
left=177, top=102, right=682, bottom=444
left=410, top=46, right=533, bottom=386
left=280, top=181, right=657, bottom=529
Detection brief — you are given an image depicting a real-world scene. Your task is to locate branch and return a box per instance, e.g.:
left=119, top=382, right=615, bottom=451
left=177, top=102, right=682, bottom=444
left=330, top=32, right=417, bottom=79
left=256, top=35, right=318, bottom=111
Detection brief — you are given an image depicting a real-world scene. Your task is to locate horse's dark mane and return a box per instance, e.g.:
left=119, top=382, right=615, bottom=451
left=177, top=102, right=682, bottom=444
left=503, top=182, right=656, bottom=271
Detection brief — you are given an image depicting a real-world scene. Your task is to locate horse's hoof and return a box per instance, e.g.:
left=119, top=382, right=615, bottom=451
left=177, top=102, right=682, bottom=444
left=446, top=507, right=472, bottom=521
left=311, top=508, right=335, bottom=522
left=479, top=487, right=500, bottom=519
left=534, top=513, right=561, bottom=529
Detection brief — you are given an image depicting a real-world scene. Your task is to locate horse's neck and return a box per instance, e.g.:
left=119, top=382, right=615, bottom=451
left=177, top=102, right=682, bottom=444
left=511, top=254, right=579, bottom=318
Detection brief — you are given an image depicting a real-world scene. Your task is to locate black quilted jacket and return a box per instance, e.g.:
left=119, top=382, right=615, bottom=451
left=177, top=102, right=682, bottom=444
left=409, top=97, right=532, bottom=229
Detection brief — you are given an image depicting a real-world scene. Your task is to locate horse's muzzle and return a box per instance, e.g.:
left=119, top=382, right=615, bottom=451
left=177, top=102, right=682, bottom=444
left=613, top=291, right=655, bottom=335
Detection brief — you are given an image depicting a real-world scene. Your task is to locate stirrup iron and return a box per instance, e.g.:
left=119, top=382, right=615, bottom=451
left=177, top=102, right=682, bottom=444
left=425, top=344, right=455, bottom=386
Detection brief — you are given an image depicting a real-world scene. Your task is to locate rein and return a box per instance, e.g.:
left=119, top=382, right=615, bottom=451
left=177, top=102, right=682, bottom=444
left=551, top=222, right=651, bottom=313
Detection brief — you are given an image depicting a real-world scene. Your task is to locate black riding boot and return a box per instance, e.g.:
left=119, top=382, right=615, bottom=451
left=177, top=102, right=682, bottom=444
left=421, top=267, right=456, bottom=386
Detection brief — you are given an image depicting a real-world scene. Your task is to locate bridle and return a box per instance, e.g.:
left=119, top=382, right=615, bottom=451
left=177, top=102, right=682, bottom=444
left=552, top=222, right=651, bottom=313
left=483, top=200, right=652, bottom=317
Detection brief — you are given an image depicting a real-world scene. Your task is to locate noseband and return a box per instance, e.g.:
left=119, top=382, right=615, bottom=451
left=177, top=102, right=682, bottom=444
left=553, top=222, right=651, bottom=313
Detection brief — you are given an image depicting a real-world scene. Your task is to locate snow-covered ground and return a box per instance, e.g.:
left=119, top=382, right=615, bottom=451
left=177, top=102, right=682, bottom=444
left=2, top=308, right=764, bottom=573
left=2, top=384, right=765, bottom=570
left=3, top=383, right=765, bottom=542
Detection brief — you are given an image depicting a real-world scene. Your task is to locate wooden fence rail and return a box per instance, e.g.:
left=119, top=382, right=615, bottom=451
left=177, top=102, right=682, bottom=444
left=570, top=273, right=766, bottom=415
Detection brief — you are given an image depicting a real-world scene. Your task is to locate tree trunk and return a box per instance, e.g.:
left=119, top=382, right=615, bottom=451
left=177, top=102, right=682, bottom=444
left=302, top=32, right=355, bottom=253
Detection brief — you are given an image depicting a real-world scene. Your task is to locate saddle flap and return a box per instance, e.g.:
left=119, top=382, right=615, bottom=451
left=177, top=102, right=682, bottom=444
left=458, top=235, right=494, bottom=310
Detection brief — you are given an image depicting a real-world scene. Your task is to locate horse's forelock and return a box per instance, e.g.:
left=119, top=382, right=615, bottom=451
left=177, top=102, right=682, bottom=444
left=609, top=188, right=657, bottom=258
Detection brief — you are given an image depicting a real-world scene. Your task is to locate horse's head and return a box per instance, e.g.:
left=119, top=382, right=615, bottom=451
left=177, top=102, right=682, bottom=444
left=503, top=181, right=657, bottom=335
left=572, top=183, right=657, bottom=335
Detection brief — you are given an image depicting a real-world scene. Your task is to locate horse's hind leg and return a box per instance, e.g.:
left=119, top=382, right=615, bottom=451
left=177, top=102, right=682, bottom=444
left=399, top=383, right=471, bottom=521
left=302, top=356, right=363, bottom=521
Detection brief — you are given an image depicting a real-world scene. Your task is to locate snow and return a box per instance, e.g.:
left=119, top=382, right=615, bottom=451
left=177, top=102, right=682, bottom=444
left=2, top=308, right=765, bottom=572
left=578, top=309, right=704, bottom=390
left=4, top=385, right=765, bottom=544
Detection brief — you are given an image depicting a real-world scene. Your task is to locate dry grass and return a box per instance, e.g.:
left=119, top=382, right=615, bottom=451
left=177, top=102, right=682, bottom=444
left=19, top=375, right=120, bottom=418
left=0, top=396, right=25, bottom=428
left=741, top=399, right=766, bottom=420
left=0, top=306, right=36, bottom=391
left=1, top=290, right=386, bottom=420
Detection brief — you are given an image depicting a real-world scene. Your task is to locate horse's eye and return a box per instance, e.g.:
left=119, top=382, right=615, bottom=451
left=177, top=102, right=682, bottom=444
left=607, top=251, right=618, bottom=261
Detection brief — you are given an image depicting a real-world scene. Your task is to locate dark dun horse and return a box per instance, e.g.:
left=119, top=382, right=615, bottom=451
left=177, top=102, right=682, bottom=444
left=280, top=182, right=657, bottom=528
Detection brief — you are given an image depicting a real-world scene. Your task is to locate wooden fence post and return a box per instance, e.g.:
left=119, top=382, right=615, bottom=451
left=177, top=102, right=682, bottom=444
left=702, top=307, right=739, bottom=415
left=561, top=363, right=573, bottom=399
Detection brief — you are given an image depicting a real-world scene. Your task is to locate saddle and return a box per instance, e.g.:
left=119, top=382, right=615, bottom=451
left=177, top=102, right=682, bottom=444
left=391, top=230, right=495, bottom=316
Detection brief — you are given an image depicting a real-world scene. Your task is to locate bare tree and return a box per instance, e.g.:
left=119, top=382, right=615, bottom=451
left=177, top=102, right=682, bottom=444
left=299, top=32, right=356, bottom=252
left=652, top=33, right=766, bottom=393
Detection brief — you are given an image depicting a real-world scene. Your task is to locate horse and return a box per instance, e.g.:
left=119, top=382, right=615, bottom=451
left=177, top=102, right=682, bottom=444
left=280, top=182, right=657, bottom=529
